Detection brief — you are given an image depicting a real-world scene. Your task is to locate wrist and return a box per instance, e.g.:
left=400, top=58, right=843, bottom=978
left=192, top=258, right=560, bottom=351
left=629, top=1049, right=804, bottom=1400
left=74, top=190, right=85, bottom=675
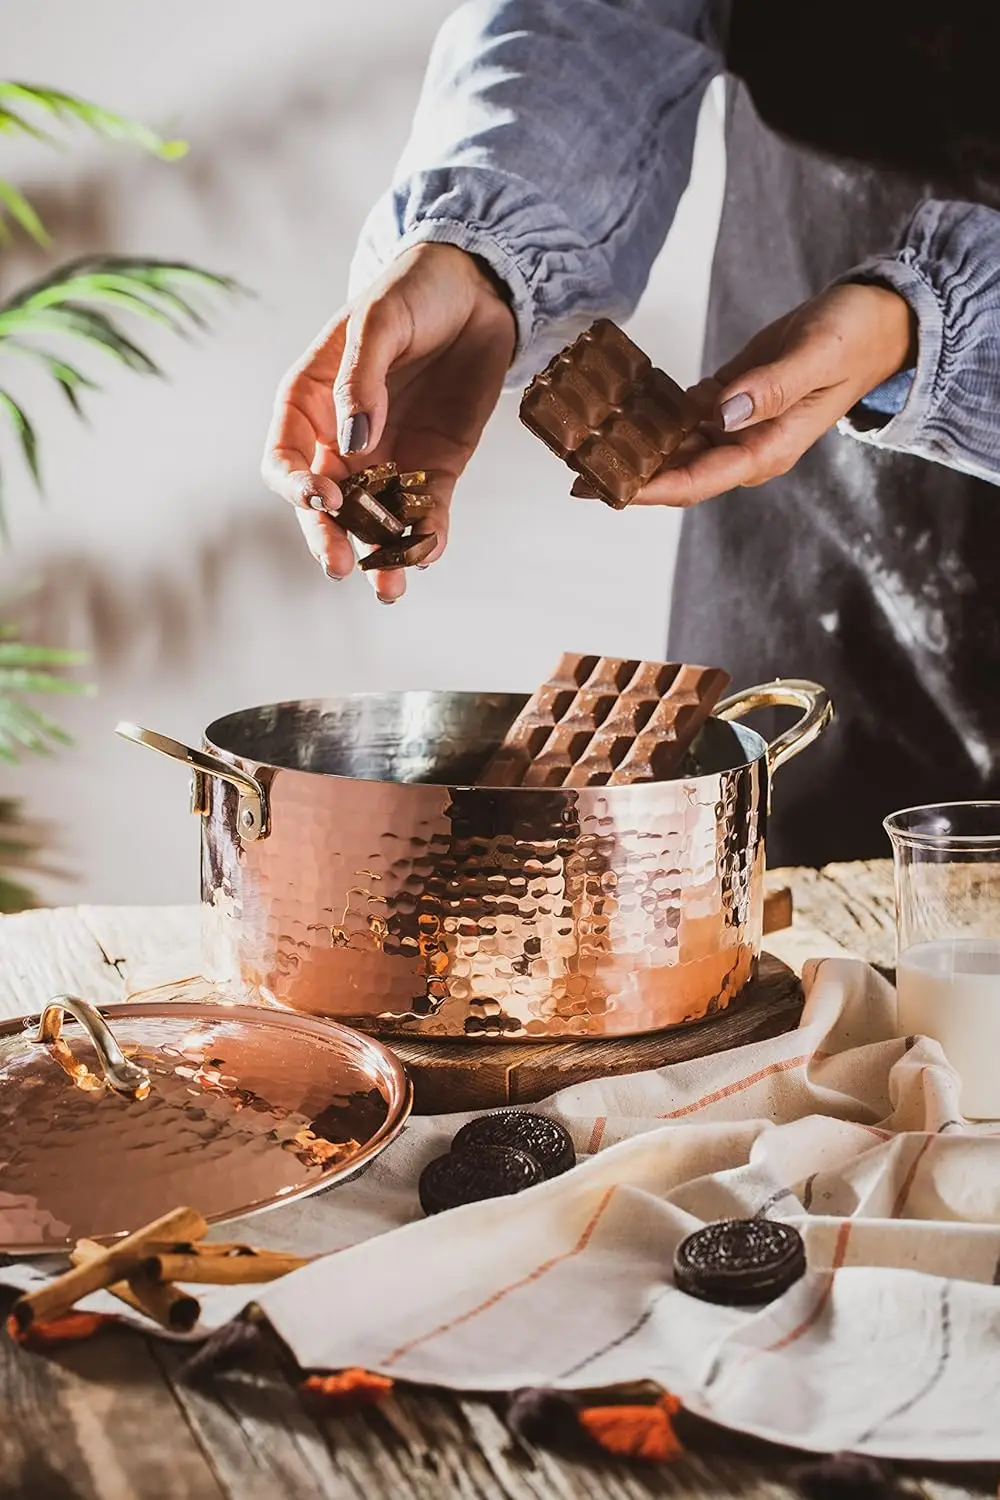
left=853, top=281, right=919, bottom=385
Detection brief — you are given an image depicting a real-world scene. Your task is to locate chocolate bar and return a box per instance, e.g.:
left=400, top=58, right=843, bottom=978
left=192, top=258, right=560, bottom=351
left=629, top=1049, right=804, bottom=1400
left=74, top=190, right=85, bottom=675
left=519, top=319, right=700, bottom=508
left=337, top=464, right=434, bottom=568
left=479, top=653, right=731, bottom=789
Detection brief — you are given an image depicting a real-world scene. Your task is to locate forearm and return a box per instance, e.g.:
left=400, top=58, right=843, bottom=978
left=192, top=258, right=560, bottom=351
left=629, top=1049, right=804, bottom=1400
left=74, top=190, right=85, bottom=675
left=837, top=199, right=1000, bottom=486
left=351, top=0, right=722, bottom=381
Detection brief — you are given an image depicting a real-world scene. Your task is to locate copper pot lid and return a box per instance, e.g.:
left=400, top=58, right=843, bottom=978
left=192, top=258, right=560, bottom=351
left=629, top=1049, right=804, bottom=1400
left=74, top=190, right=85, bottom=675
left=0, top=993, right=412, bottom=1253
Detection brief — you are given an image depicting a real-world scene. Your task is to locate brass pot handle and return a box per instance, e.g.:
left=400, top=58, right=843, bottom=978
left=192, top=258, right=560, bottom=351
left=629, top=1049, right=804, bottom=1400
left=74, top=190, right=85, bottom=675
left=115, top=721, right=269, bottom=842
left=33, top=994, right=151, bottom=1098
left=715, top=679, right=833, bottom=774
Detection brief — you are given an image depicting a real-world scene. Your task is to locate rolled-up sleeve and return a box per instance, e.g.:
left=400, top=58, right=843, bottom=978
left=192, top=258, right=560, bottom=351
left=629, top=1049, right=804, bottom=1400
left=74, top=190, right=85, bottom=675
left=838, top=199, right=1000, bottom=486
left=350, top=0, right=721, bottom=382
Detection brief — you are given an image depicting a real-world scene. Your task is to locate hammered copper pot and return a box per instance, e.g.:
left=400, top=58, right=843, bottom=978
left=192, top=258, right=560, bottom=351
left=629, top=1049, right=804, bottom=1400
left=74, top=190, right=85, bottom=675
left=117, top=680, right=831, bottom=1040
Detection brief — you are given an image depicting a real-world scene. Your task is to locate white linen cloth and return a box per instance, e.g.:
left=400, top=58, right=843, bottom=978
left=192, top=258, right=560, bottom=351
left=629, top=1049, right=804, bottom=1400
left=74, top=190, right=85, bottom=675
left=7, top=958, right=1000, bottom=1462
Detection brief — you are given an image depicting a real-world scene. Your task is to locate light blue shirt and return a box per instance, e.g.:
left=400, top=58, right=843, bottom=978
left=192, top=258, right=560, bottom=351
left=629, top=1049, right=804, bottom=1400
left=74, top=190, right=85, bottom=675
left=351, top=0, right=1000, bottom=486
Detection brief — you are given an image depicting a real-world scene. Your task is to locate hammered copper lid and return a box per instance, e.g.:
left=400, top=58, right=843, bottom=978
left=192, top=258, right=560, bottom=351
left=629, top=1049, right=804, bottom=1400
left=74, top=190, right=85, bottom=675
left=0, top=994, right=411, bottom=1253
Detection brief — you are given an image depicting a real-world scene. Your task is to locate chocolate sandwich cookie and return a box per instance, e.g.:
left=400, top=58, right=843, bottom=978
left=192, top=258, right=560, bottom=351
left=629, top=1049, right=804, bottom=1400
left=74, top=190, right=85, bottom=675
left=673, top=1219, right=806, bottom=1306
left=452, top=1111, right=576, bottom=1180
left=419, top=1145, right=544, bottom=1216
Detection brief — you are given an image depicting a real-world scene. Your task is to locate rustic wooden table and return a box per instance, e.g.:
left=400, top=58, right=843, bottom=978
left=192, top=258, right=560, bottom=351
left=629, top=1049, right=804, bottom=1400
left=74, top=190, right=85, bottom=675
left=0, top=861, right=995, bottom=1500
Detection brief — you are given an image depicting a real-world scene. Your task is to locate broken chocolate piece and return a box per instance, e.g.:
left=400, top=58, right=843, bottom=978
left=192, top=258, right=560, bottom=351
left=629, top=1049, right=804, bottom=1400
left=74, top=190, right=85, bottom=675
left=337, top=486, right=406, bottom=546
left=520, top=319, right=700, bottom=509
left=335, top=463, right=436, bottom=562
left=358, top=533, right=437, bottom=572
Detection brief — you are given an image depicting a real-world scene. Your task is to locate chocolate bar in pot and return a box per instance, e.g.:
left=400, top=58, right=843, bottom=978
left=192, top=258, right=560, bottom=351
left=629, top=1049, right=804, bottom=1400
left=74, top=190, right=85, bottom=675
left=519, top=320, right=700, bottom=508
left=479, top=653, right=731, bottom=789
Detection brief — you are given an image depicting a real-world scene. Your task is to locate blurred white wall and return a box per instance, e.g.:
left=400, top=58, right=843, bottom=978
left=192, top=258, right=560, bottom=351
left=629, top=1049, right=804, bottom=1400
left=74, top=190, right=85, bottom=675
left=0, top=2, right=725, bottom=906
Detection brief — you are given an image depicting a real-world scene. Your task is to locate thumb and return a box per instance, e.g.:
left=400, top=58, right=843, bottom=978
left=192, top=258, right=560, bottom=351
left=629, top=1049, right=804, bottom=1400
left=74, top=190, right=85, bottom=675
left=333, top=294, right=411, bottom=457
left=715, top=346, right=828, bottom=433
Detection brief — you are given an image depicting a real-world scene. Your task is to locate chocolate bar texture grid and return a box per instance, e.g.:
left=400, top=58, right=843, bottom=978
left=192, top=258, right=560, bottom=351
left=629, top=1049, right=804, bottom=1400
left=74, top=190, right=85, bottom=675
left=480, top=653, right=731, bottom=789
left=520, top=319, right=700, bottom=508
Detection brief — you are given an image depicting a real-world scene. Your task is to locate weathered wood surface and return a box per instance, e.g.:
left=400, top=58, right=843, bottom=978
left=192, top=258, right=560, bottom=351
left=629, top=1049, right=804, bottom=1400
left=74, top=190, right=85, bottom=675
left=0, top=863, right=994, bottom=1500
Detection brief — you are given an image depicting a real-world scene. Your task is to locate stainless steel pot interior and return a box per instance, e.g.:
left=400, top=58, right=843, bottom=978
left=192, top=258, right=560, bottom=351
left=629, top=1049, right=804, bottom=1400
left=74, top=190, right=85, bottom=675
left=202, top=692, right=767, bottom=786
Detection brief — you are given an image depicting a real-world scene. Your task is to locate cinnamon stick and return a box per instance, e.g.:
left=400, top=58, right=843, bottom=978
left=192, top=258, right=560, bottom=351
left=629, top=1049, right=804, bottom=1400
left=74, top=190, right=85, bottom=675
left=10, top=1206, right=206, bottom=1332
left=71, top=1239, right=200, bottom=1333
left=144, top=1249, right=309, bottom=1285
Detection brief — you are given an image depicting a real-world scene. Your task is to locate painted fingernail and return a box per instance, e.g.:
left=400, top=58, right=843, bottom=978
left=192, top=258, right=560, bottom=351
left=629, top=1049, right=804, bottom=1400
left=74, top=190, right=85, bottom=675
left=340, top=412, right=370, bottom=455
left=720, top=392, right=754, bottom=431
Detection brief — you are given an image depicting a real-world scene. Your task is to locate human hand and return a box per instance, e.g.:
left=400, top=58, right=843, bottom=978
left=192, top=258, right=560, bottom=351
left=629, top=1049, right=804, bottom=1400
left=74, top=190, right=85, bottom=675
left=262, top=242, right=516, bottom=601
left=627, top=282, right=917, bottom=508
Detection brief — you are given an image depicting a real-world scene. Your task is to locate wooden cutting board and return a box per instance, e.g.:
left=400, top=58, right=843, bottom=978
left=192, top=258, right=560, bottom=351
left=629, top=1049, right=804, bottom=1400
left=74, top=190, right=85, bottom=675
left=393, top=885, right=801, bottom=1113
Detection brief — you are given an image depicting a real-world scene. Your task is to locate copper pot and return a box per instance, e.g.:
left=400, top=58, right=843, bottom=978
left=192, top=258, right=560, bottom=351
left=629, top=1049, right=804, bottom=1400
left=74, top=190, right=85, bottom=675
left=118, top=680, right=831, bottom=1040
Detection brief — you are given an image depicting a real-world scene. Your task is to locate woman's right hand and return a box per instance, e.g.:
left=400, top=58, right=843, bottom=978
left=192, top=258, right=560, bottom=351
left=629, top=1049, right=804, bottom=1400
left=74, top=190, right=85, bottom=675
left=261, top=242, right=516, bottom=603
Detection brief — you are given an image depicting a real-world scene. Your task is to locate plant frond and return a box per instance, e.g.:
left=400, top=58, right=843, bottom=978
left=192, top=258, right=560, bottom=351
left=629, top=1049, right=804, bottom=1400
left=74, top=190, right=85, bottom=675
left=0, top=83, right=186, bottom=160
left=0, top=303, right=163, bottom=374
left=0, top=389, right=40, bottom=490
left=0, top=640, right=86, bottom=667
left=0, top=622, right=88, bottom=763
left=4, top=342, right=100, bottom=418
left=0, top=178, right=48, bottom=247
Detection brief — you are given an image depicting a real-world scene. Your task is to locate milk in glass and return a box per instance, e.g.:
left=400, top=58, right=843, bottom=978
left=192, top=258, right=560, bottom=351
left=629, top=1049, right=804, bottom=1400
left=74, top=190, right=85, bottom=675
left=896, top=938, right=1000, bottom=1119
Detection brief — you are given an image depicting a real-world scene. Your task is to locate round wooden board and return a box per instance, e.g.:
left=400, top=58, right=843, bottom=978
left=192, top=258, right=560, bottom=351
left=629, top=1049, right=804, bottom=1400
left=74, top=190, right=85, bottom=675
left=391, top=951, right=803, bottom=1114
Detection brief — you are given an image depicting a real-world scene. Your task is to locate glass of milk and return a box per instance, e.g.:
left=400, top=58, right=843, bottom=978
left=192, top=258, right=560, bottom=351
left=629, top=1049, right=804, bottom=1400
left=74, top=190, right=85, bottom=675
left=885, top=803, right=1000, bottom=1120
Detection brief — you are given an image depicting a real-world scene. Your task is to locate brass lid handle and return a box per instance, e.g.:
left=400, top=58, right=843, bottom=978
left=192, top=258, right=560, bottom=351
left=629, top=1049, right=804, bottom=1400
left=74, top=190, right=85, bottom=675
left=33, top=994, right=151, bottom=1098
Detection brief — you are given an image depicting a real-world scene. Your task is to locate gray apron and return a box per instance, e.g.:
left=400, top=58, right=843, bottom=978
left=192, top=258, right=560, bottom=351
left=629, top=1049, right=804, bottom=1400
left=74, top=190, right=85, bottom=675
left=668, top=7, right=1000, bottom=866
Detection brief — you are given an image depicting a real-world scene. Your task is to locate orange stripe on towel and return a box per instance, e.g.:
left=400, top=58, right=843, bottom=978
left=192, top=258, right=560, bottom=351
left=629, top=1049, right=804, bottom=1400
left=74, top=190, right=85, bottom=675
left=657, top=1053, right=818, bottom=1120
left=383, top=1187, right=618, bottom=1369
left=766, top=1219, right=853, bottom=1354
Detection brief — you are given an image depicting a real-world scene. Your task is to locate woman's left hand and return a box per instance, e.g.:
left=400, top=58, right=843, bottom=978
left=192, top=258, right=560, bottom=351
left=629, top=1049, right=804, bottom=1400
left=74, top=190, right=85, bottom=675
left=629, top=282, right=917, bottom=508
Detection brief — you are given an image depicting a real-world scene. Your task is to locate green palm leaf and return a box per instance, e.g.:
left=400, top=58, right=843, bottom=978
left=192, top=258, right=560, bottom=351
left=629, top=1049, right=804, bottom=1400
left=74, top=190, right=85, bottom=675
left=0, top=630, right=86, bottom=764
left=0, top=84, right=186, bottom=160
left=0, top=178, right=49, bottom=246
left=0, top=81, right=240, bottom=908
left=0, top=257, right=242, bottom=512
left=0, top=82, right=187, bottom=246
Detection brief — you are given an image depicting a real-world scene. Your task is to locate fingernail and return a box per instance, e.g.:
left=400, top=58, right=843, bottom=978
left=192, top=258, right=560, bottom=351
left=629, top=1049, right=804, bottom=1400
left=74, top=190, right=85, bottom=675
left=720, top=392, right=754, bottom=431
left=376, top=593, right=396, bottom=605
left=340, top=412, right=370, bottom=455
left=321, top=562, right=344, bottom=581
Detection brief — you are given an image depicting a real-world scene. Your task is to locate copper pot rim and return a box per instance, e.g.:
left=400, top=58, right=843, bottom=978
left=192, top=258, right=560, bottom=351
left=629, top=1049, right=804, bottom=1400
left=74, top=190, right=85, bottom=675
left=202, top=690, right=770, bottom=791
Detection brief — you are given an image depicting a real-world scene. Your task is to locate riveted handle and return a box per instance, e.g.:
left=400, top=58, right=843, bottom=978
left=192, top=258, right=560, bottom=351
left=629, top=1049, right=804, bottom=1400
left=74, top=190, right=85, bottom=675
left=116, top=721, right=269, bottom=842
left=715, top=679, right=833, bottom=775
left=34, top=994, right=151, bottom=1098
